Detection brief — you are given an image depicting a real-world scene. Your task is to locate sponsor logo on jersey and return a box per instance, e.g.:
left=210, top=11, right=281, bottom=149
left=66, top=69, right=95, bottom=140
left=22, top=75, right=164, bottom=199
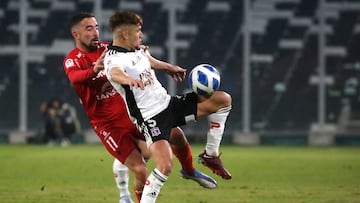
left=92, top=69, right=106, bottom=80
left=76, top=52, right=83, bottom=58
left=139, top=69, right=155, bottom=86
left=96, top=88, right=117, bottom=100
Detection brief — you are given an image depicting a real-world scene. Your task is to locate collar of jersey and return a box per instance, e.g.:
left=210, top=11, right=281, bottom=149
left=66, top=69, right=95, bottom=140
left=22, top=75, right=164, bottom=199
left=108, top=45, right=135, bottom=53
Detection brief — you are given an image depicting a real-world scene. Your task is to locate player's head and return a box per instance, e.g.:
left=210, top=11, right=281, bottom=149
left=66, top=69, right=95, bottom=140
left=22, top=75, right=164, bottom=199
left=70, top=12, right=99, bottom=52
left=109, top=11, right=143, bottom=50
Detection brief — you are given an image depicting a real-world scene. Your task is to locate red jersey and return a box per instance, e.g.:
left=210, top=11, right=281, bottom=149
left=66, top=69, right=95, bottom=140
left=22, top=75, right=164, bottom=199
left=63, top=42, right=132, bottom=128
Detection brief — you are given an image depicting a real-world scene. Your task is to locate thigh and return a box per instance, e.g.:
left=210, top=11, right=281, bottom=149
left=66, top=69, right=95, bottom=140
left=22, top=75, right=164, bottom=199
left=124, top=147, right=147, bottom=171
left=149, top=139, right=173, bottom=175
left=197, top=91, right=232, bottom=118
left=137, top=139, right=151, bottom=160
left=94, top=125, right=140, bottom=163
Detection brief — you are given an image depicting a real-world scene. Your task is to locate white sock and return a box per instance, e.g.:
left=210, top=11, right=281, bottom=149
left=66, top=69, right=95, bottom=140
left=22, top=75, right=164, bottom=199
left=205, top=106, right=231, bottom=156
left=140, top=168, right=168, bottom=203
left=113, top=159, right=131, bottom=198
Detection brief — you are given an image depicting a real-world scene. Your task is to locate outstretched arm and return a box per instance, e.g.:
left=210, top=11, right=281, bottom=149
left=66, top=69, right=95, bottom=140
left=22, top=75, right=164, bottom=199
left=146, top=53, right=186, bottom=82
left=109, top=67, right=145, bottom=90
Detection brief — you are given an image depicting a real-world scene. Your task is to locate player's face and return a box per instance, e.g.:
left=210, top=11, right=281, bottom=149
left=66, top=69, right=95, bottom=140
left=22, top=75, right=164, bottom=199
left=76, top=17, right=99, bottom=51
left=128, top=24, right=143, bottom=50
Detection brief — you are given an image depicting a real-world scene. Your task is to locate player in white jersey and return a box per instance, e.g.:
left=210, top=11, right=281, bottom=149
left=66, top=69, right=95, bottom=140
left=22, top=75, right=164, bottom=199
left=106, top=47, right=171, bottom=123
left=104, top=11, right=232, bottom=203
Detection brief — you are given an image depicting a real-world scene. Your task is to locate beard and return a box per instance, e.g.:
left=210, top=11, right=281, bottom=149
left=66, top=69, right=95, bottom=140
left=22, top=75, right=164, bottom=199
left=81, top=41, right=98, bottom=52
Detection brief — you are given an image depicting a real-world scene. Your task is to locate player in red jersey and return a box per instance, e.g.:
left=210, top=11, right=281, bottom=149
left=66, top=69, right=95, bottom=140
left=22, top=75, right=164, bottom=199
left=63, top=13, right=216, bottom=203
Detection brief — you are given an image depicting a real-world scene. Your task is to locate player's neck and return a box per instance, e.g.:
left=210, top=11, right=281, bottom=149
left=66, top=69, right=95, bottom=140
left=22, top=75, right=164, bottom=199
left=112, top=40, right=133, bottom=51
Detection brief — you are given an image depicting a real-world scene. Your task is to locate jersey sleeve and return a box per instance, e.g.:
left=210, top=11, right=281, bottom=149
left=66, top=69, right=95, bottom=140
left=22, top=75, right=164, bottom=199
left=64, top=57, right=96, bottom=83
left=104, top=55, right=126, bottom=81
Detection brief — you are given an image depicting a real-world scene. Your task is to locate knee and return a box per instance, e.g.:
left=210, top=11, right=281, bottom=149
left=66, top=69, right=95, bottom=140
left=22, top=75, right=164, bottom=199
left=214, top=91, right=232, bottom=107
left=157, top=159, right=173, bottom=176
left=222, top=91, right=232, bottom=106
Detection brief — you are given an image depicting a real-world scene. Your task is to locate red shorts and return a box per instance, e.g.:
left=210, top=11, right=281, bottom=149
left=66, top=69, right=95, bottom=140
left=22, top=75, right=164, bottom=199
left=93, top=123, right=144, bottom=163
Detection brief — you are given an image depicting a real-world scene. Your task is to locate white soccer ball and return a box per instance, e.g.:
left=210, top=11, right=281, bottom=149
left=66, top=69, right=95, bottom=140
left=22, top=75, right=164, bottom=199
left=188, top=64, right=221, bottom=95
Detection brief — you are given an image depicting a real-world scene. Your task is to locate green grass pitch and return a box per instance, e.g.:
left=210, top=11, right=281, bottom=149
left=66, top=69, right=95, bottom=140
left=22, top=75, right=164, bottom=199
left=0, top=144, right=359, bottom=203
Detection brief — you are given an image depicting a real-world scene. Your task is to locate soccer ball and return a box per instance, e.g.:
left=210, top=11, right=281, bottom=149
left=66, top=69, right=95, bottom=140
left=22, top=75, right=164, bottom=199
left=188, top=64, right=220, bottom=95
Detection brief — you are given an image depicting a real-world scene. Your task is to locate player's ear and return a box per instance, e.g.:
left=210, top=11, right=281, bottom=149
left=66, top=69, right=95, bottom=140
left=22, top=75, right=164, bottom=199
left=122, top=29, right=129, bottom=40
left=72, top=30, right=78, bottom=39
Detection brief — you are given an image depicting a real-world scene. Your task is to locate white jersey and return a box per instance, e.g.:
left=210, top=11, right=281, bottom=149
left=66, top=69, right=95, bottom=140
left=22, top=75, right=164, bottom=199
left=104, top=45, right=171, bottom=121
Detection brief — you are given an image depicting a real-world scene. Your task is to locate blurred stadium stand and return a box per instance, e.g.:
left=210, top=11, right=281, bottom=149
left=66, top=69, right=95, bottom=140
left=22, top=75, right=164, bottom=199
left=1, top=0, right=360, bottom=145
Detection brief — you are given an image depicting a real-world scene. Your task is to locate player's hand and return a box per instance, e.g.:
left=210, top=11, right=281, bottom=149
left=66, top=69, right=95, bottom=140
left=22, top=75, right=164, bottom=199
left=139, top=44, right=149, bottom=52
left=128, top=78, right=145, bottom=90
left=167, top=65, right=186, bottom=82
left=93, top=47, right=107, bottom=74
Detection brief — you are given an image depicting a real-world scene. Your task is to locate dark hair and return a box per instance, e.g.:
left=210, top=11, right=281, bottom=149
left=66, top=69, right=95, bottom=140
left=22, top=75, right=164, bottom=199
left=48, top=97, right=63, bottom=109
left=69, top=12, right=95, bottom=30
left=109, top=10, right=143, bottom=32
